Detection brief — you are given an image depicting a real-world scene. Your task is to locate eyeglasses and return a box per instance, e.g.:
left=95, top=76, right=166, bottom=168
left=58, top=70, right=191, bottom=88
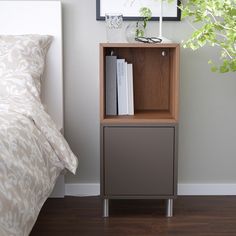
left=135, top=36, right=162, bottom=44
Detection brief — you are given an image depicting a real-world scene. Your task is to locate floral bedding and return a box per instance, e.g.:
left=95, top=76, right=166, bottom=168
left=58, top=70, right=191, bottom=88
left=0, top=97, right=78, bottom=236
left=0, top=35, right=78, bottom=236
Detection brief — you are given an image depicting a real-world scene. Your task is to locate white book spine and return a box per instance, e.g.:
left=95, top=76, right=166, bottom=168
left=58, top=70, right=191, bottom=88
left=124, top=62, right=129, bottom=114
left=127, top=63, right=134, bottom=115
left=117, top=59, right=128, bottom=115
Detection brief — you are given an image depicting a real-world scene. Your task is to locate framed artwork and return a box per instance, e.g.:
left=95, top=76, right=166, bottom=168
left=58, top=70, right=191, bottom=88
left=96, top=0, right=181, bottom=21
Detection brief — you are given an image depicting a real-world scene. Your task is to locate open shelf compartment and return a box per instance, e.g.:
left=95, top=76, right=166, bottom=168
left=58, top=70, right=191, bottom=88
left=100, top=43, right=180, bottom=124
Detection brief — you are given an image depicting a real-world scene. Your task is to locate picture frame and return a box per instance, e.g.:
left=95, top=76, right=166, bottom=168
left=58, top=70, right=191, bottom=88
left=96, top=0, right=181, bottom=21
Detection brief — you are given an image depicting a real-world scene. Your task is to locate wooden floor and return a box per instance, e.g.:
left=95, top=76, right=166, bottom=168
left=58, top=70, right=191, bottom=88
left=30, top=196, right=236, bottom=236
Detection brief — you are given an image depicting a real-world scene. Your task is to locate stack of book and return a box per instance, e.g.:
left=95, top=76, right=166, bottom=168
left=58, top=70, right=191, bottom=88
left=105, top=55, right=134, bottom=116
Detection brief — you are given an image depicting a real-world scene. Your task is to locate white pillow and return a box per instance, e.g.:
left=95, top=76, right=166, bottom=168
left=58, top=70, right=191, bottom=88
left=0, top=34, right=52, bottom=100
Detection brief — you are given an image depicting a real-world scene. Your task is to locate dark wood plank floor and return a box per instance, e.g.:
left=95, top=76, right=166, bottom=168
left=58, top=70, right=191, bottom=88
left=30, top=196, right=236, bottom=236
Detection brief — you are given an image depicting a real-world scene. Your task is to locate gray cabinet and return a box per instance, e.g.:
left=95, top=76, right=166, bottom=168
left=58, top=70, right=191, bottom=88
left=100, top=124, right=178, bottom=217
left=104, top=126, right=174, bottom=196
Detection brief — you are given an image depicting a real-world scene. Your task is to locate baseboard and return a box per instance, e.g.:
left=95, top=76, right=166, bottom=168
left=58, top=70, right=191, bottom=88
left=65, top=183, right=100, bottom=196
left=178, top=184, right=236, bottom=195
left=65, top=183, right=236, bottom=196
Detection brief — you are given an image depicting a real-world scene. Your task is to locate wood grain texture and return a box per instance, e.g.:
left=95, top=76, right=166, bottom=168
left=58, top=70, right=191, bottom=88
left=100, top=43, right=179, bottom=123
left=31, top=196, right=236, bottom=236
left=133, top=48, right=170, bottom=111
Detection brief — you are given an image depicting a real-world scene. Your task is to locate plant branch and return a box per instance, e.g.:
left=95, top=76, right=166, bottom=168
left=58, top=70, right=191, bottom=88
left=206, top=10, right=236, bottom=32
left=215, top=43, right=233, bottom=59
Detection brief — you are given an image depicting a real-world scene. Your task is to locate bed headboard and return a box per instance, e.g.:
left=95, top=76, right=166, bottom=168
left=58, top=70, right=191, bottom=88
left=0, top=1, right=63, bottom=131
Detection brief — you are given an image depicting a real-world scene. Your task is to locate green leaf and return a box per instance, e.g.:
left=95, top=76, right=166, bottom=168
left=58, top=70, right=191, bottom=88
left=220, top=64, right=229, bottom=73
left=181, top=0, right=236, bottom=73
left=211, top=66, right=218, bottom=72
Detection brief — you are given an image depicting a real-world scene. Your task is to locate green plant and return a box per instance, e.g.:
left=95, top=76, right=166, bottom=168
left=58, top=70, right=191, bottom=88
left=135, top=7, right=152, bottom=37
left=128, top=0, right=173, bottom=37
left=180, top=0, right=236, bottom=73
left=129, top=0, right=235, bottom=73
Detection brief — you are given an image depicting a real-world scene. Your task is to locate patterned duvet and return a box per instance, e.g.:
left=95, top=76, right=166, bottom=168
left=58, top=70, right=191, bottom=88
left=0, top=98, right=78, bottom=236
left=0, top=34, right=78, bottom=235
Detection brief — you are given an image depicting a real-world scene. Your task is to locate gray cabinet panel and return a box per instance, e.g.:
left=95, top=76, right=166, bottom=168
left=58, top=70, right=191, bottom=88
left=104, top=127, right=174, bottom=196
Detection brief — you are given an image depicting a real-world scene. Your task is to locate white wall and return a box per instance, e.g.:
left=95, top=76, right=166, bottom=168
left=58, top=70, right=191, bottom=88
left=62, top=0, right=103, bottom=183
left=179, top=48, right=236, bottom=185
left=6, top=0, right=236, bottom=193
left=64, top=0, right=236, bottom=187
left=62, top=0, right=236, bottom=187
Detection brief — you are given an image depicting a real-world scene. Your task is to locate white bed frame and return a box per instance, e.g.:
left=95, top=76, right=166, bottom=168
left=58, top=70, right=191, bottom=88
left=0, top=1, right=65, bottom=197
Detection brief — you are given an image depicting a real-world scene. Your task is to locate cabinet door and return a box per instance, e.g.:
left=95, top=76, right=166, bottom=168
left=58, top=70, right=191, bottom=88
left=103, top=127, right=175, bottom=196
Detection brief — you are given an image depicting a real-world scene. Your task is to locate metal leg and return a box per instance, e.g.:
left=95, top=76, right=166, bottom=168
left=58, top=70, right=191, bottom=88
left=166, top=199, right=173, bottom=217
left=103, top=198, right=109, bottom=217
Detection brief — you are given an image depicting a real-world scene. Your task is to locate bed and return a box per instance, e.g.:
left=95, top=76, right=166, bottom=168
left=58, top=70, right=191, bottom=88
left=0, top=1, right=78, bottom=236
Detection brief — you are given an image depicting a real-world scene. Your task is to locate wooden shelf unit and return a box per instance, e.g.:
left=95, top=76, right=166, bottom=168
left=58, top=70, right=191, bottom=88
left=100, top=43, right=180, bottom=218
left=100, top=43, right=180, bottom=123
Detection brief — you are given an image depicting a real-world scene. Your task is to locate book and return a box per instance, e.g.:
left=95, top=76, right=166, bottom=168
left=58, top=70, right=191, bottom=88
left=127, top=63, right=134, bottom=115
left=117, top=59, right=129, bottom=115
left=105, top=55, right=117, bottom=115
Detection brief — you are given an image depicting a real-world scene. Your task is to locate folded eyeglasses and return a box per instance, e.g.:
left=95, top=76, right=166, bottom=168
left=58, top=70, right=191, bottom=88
left=135, top=36, right=162, bottom=44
